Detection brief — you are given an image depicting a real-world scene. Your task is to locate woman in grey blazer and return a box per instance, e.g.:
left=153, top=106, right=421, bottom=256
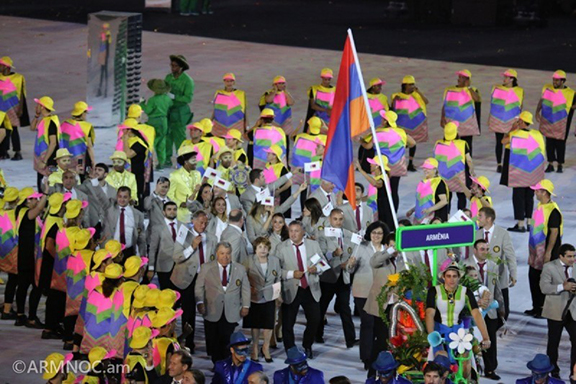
left=268, top=213, right=289, bottom=256
left=301, top=197, right=327, bottom=240
left=246, top=183, right=307, bottom=244
left=206, top=196, right=228, bottom=241
left=242, top=237, right=281, bottom=363
left=347, top=221, right=388, bottom=367
left=187, top=183, right=213, bottom=217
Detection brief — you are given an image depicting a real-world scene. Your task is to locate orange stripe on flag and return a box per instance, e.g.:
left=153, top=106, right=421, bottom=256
left=345, top=164, right=357, bottom=209
left=350, top=97, right=370, bottom=137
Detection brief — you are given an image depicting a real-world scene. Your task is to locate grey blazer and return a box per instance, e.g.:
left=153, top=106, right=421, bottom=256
left=348, top=241, right=377, bottom=299
left=276, top=238, right=326, bottom=304
left=463, top=257, right=503, bottom=319
left=144, top=194, right=170, bottom=236
left=206, top=216, right=228, bottom=241
left=245, top=193, right=298, bottom=244
left=226, top=193, right=245, bottom=215
left=246, top=255, right=282, bottom=303
left=338, top=202, right=374, bottom=233
left=194, top=261, right=251, bottom=323
left=476, top=225, right=517, bottom=289
left=405, top=249, right=450, bottom=272
left=240, top=174, right=291, bottom=214
left=318, top=227, right=355, bottom=284
left=365, top=251, right=406, bottom=317
left=301, top=216, right=328, bottom=240
left=220, top=225, right=249, bottom=264
left=309, top=187, right=337, bottom=210
left=541, top=259, right=576, bottom=321
left=148, top=219, right=183, bottom=273
left=77, top=179, right=116, bottom=225
left=49, top=185, right=94, bottom=228
left=268, top=232, right=284, bottom=256
left=170, top=229, right=218, bottom=290
left=102, top=204, right=146, bottom=256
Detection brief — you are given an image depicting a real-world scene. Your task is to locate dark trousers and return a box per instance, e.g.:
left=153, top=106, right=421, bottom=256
left=461, top=135, right=473, bottom=156
left=483, top=316, right=500, bottom=373
left=390, top=176, right=400, bottom=213
left=317, top=276, right=355, bottom=346
left=529, top=266, right=544, bottom=313
left=448, top=192, right=468, bottom=212
left=512, top=187, right=534, bottom=221
left=37, top=173, right=43, bottom=194
left=547, top=313, right=576, bottom=376
left=63, top=315, right=78, bottom=342
left=282, top=287, right=321, bottom=350
left=546, top=137, right=567, bottom=164
left=157, top=271, right=176, bottom=290
left=354, top=297, right=374, bottom=363
left=7, top=126, right=21, bottom=152
left=495, top=132, right=504, bottom=164
left=409, top=145, right=416, bottom=159
left=502, top=288, right=510, bottom=321
left=300, top=188, right=308, bottom=213
left=179, top=277, right=197, bottom=350
left=205, top=316, right=237, bottom=364
left=368, top=311, right=389, bottom=378
left=45, top=289, right=66, bottom=331
left=16, top=271, right=41, bottom=318
left=4, top=273, right=17, bottom=305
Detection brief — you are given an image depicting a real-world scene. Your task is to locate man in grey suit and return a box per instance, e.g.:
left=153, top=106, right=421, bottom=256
left=463, top=239, right=504, bottom=381
left=171, top=210, right=217, bottom=352
left=316, top=208, right=356, bottom=347
left=49, top=170, right=94, bottom=228
left=540, top=243, right=576, bottom=378
left=195, top=242, right=250, bottom=364
left=405, top=248, right=450, bottom=276
left=477, top=206, right=517, bottom=320
left=276, top=221, right=327, bottom=358
left=220, top=209, right=249, bottom=264
left=102, top=186, right=147, bottom=259
left=309, top=179, right=336, bottom=211
left=338, top=182, right=374, bottom=234
left=77, top=163, right=116, bottom=233
left=143, top=176, right=171, bottom=237
left=148, top=201, right=181, bottom=288
left=240, top=168, right=294, bottom=214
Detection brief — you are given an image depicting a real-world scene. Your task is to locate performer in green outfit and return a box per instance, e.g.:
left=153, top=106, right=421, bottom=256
left=141, top=79, right=173, bottom=168
left=165, top=55, right=194, bottom=168
left=180, top=0, right=212, bottom=16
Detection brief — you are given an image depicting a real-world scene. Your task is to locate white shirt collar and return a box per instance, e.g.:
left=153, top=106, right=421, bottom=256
left=164, top=218, right=176, bottom=226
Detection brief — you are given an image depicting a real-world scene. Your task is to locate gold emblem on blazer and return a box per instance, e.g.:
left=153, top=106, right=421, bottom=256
left=319, top=226, right=324, bottom=231
left=347, top=247, right=353, bottom=255
left=272, top=270, right=278, bottom=276
left=492, top=278, right=497, bottom=286
left=493, top=246, right=500, bottom=253
left=210, top=255, right=215, bottom=261
left=236, top=279, right=241, bottom=286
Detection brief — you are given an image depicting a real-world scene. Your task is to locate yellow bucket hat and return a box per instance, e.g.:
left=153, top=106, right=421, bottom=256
left=65, top=199, right=89, bottom=219
left=48, top=193, right=65, bottom=215
left=224, top=128, right=244, bottom=143
left=531, top=179, right=556, bottom=196
left=456, top=69, right=472, bottom=79
left=109, top=150, right=128, bottom=162
left=470, top=175, right=490, bottom=192
left=402, top=75, right=415, bottom=84
left=0, top=56, right=14, bottom=68
left=380, top=110, right=398, bottom=128
left=223, top=73, right=236, bottom=81
left=132, top=284, right=151, bottom=309
left=124, top=256, right=149, bottom=278
left=200, top=118, right=213, bottom=134
left=54, top=148, right=72, bottom=160
left=260, top=108, right=275, bottom=118
left=104, top=263, right=123, bottom=279
left=553, top=70, right=567, bottom=80
left=444, top=122, right=459, bottom=141
left=187, top=121, right=204, bottom=131
left=144, top=288, right=161, bottom=308
left=72, top=101, right=92, bottom=116
left=152, top=307, right=183, bottom=329
left=18, top=187, right=42, bottom=205
left=320, top=68, right=333, bottom=78
left=73, top=228, right=96, bottom=251
left=105, top=240, right=125, bottom=259
left=3, top=187, right=19, bottom=203
left=519, top=111, right=534, bottom=125
left=130, top=326, right=160, bottom=349
left=34, top=96, right=55, bottom=111
left=265, top=144, right=283, bottom=162
left=369, top=78, right=385, bottom=87
left=88, top=347, right=116, bottom=371
left=367, top=155, right=391, bottom=171
left=42, top=352, right=73, bottom=380
left=422, top=157, right=439, bottom=169
left=157, top=289, right=181, bottom=309
left=127, top=104, right=143, bottom=118
left=502, top=69, right=518, bottom=78
left=91, top=249, right=112, bottom=271
left=308, top=116, right=322, bottom=135
left=273, top=75, right=286, bottom=84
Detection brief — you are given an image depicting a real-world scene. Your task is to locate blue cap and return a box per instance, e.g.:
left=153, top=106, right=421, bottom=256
left=433, top=354, right=451, bottom=371
left=227, top=332, right=251, bottom=348
left=372, top=351, right=399, bottom=372
left=284, top=346, right=307, bottom=365
left=526, top=354, right=554, bottom=374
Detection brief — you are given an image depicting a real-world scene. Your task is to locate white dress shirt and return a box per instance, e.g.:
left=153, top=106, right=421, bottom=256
left=224, top=195, right=232, bottom=215
left=215, top=217, right=228, bottom=241
left=482, top=224, right=494, bottom=244
left=473, top=255, right=488, bottom=285
left=558, top=260, right=573, bottom=293
left=191, top=227, right=207, bottom=273
left=287, top=240, right=308, bottom=285
left=218, top=262, right=230, bottom=291
left=153, top=192, right=170, bottom=205
left=63, top=187, right=78, bottom=200
left=114, top=206, right=135, bottom=247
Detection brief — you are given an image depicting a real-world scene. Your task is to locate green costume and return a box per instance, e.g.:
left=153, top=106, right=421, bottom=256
left=180, top=0, right=211, bottom=14
left=165, top=72, right=194, bottom=166
left=141, top=94, right=173, bottom=167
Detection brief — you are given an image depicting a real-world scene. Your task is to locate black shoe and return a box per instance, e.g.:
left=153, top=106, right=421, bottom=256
left=545, top=164, right=554, bottom=173
left=15, top=315, right=27, bottom=326
left=507, top=224, right=526, bottom=233
left=346, top=340, right=358, bottom=349
left=557, top=164, right=563, bottom=173
left=407, top=162, right=417, bottom=172
left=25, top=316, right=44, bottom=329
left=63, top=341, right=74, bottom=351
left=11, top=152, right=22, bottom=161
left=496, top=165, right=502, bottom=173
left=533, top=312, right=543, bottom=319
left=42, top=330, right=62, bottom=340
left=524, top=309, right=536, bottom=316
left=315, top=336, right=325, bottom=344
left=0, top=154, right=9, bottom=160
left=527, top=224, right=532, bottom=232
left=304, top=347, right=314, bottom=360
left=261, top=347, right=273, bottom=363
left=485, top=372, right=501, bottom=380
left=1, top=310, right=17, bottom=320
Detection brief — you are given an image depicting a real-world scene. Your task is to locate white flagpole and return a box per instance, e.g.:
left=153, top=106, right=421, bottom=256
left=347, top=29, right=408, bottom=269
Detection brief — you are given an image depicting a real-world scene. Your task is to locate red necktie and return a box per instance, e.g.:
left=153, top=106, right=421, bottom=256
left=170, top=222, right=176, bottom=242
left=120, top=208, right=126, bottom=245
left=222, top=265, right=228, bottom=286
left=295, top=243, right=308, bottom=289
left=355, top=206, right=361, bottom=230
left=199, top=240, right=205, bottom=265
left=478, top=262, right=485, bottom=283
left=390, top=257, right=397, bottom=273
left=565, top=266, right=570, bottom=279
left=327, top=194, right=331, bottom=203
left=484, top=231, right=490, bottom=242
left=424, top=250, right=431, bottom=272
left=465, top=247, right=470, bottom=259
